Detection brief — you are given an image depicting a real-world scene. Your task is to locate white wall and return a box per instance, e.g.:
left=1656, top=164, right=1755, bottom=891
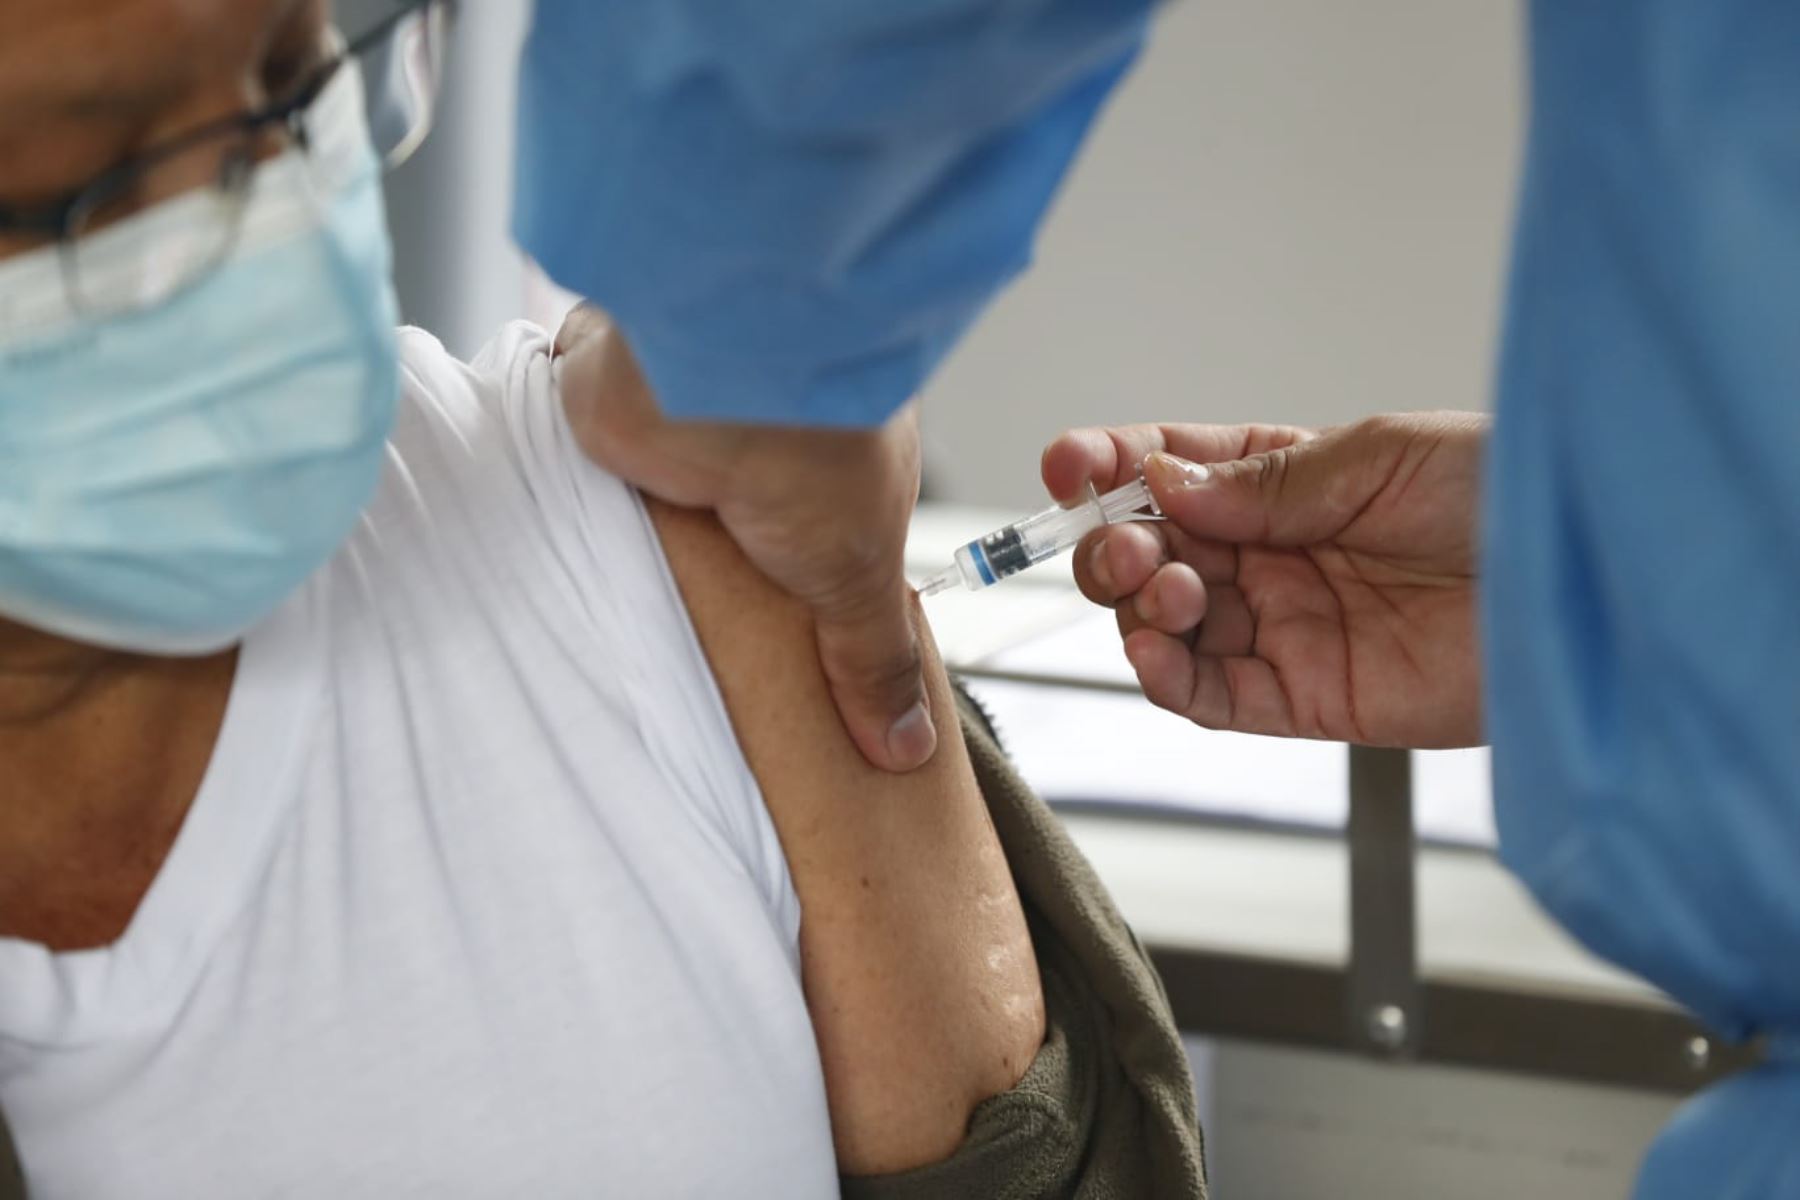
left=918, top=0, right=1523, bottom=506
left=383, top=0, right=529, bottom=362
left=389, top=3, right=1522, bottom=509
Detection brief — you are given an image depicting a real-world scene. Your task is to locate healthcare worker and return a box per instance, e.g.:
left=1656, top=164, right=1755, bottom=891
left=514, top=1, right=1800, bottom=1196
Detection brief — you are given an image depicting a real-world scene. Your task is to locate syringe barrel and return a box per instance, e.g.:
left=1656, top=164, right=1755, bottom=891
left=948, top=522, right=1056, bottom=589
left=950, top=534, right=1031, bottom=588
left=1098, top=477, right=1154, bottom=522
left=938, top=475, right=1154, bottom=593
left=948, top=541, right=993, bottom=589
left=963, top=494, right=1107, bottom=586
left=1013, top=496, right=1106, bottom=563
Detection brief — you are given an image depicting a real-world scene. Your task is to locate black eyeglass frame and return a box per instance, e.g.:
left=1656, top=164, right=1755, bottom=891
left=0, top=0, right=451, bottom=243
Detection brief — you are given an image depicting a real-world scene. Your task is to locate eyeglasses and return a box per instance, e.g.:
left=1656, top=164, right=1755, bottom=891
left=0, top=0, right=454, bottom=320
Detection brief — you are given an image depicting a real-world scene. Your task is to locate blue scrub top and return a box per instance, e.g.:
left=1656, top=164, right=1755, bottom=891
left=1485, top=3, right=1800, bottom=1196
left=514, top=0, right=1150, bottom=427
left=515, top=3, right=1800, bottom=1193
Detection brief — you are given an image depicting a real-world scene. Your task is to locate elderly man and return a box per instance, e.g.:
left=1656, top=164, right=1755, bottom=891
left=0, top=2, right=1202, bottom=1196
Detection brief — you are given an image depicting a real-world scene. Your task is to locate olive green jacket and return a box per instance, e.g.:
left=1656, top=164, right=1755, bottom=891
left=841, top=690, right=1208, bottom=1200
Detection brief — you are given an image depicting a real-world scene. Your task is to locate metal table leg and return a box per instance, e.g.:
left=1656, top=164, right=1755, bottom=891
left=1347, top=745, right=1419, bottom=1059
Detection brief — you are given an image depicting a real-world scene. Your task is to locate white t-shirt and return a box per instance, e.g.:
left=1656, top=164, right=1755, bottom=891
left=0, top=323, right=840, bottom=1199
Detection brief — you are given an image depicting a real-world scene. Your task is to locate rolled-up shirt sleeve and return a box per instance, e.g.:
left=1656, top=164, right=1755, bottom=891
left=1485, top=3, right=1800, bottom=1196
left=513, top=0, right=1150, bottom=427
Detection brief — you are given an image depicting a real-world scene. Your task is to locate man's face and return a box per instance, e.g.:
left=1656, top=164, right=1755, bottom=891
left=0, top=0, right=327, bottom=262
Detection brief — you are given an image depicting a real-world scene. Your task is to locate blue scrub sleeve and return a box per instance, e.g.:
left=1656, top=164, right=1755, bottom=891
left=514, top=0, right=1150, bottom=427
left=1486, top=3, right=1800, bottom=1196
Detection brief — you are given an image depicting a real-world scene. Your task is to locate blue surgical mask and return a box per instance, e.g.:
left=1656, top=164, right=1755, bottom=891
left=0, top=63, right=400, bottom=654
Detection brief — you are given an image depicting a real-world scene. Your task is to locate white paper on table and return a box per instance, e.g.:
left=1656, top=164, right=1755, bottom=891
left=986, top=605, right=1138, bottom=685
left=1414, top=746, right=1496, bottom=847
left=965, top=609, right=1497, bottom=847
left=921, top=584, right=1097, bottom=669
left=967, top=678, right=1351, bottom=829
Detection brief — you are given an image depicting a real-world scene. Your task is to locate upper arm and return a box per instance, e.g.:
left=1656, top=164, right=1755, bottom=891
left=648, top=499, right=1045, bottom=1176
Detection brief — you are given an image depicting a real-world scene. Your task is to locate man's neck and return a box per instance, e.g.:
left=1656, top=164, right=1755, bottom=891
left=0, top=618, right=133, bottom=727
left=0, top=616, right=238, bottom=949
left=0, top=614, right=238, bottom=789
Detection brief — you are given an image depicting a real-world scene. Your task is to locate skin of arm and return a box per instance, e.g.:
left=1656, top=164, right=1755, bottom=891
left=649, top=497, right=1046, bottom=1176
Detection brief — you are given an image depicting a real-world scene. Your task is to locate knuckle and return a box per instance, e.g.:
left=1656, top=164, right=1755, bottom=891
left=832, top=639, right=925, bottom=707
left=1239, top=447, right=1291, bottom=503
left=1356, top=412, right=1417, bottom=446
left=809, top=545, right=900, bottom=617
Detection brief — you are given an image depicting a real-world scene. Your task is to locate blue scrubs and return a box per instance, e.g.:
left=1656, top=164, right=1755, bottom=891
left=1486, top=3, right=1800, bottom=1196
left=515, top=0, right=1150, bottom=426
left=515, top=2, right=1800, bottom=1192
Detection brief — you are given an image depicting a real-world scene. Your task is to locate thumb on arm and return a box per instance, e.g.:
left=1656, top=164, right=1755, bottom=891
left=813, top=580, right=936, bottom=774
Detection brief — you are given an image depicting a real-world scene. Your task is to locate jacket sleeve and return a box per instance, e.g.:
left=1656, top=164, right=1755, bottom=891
left=513, top=0, right=1150, bottom=427
left=1484, top=4, right=1800, bottom=1197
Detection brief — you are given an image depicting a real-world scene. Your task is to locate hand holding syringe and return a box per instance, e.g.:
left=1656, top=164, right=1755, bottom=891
left=915, top=467, right=1162, bottom=596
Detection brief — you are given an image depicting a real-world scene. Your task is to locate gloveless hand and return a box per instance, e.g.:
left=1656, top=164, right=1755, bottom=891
left=1041, top=412, right=1489, bottom=748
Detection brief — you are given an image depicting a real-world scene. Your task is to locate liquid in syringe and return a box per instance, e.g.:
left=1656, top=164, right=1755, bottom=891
left=915, top=471, right=1161, bottom=597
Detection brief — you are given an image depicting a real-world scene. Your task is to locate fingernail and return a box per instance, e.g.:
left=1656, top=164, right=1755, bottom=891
left=886, top=703, right=937, bottom=770
left=1090, top=541, right=1115, bottom=593
left=1150, top=452, right=1211, bottom=489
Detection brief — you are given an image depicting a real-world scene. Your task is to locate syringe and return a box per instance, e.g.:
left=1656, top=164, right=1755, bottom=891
left=915, top=471, right=1161, bottom=597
